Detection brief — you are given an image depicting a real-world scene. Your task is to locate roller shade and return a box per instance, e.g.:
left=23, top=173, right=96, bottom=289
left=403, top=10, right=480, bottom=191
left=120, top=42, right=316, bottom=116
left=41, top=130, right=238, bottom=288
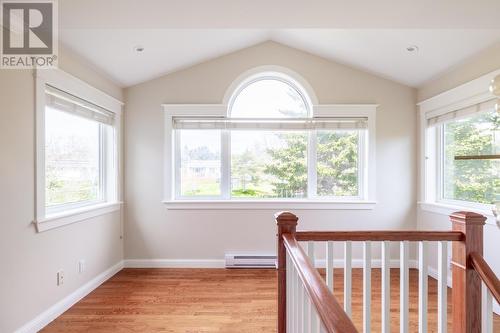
left=172, top=117, right=368, bottom=130
left=427, top=99, right=496, bottom=127
left=45, top=85, right=115, bottom=125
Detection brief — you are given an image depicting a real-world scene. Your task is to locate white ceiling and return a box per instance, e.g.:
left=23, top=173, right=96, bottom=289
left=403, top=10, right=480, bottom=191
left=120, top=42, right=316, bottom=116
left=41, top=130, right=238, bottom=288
left=60, top=29, right=500, bottom=87
left=59, top=1, right=500, bottom=29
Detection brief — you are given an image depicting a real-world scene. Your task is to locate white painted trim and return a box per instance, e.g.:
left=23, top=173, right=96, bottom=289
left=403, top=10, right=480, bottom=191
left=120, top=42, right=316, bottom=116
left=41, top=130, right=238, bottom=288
left=124, top=259, right=225, bottom=268
left=222, top=65, right=319, bottom=106
left=123, top=258, right=418, bottom=269
left=34, top=202, right=123, bottom=232
left=163, top=103, right=377, bottom=204
left=14, top=261, right=123, bottom=333
left=35, top=69, right=123, bottom=232
left=35, top=69, right=123, bottom=113
left=162, top=104, right=226, bottom=116
left=162, top=200, right=377, bottom=210
left=313, top=104, right=379, bottom=117
left=312, top=259, right=418, bottom=269
left=418, top=202, right=497, bottom=225
left=418, top=68, right=500, bottom=215
left=418, top=69, right=500, bottom=114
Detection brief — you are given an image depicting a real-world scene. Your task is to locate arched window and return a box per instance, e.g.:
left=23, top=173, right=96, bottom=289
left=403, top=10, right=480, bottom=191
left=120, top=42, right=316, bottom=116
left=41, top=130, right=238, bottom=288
left=168, top=70, right=373, bottom=204
left=230, top=76, right=310, bottom=118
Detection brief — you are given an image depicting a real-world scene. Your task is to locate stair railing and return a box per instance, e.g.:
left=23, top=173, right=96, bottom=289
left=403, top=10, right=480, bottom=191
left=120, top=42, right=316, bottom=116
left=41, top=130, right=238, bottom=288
left=276, top=211, right=498, bottom=333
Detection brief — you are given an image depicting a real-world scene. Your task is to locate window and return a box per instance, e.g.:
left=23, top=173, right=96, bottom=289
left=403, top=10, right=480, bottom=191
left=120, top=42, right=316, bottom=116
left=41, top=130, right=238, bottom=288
left=441, top=109, right=499, bottom=205
left=166, top=72, right=376, bottom=207
left=35, top=70, right=122, bottom=231
left=424, top=98, right=499, bottom=209
left=45, top=106, right=103, bottom=209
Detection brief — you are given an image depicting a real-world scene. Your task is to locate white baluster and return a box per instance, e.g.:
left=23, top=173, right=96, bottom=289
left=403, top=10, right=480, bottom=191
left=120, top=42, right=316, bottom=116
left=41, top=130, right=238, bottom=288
left=363, top=241, right=371, bottom=333
left=295, top=269, right=302, bottom=332
left=308, top=241, right=315, bottom=266
left=418, top=241, right=428, bottom=333
left=326, top=241, right=334, bottom=291
left=400, top=241, right=409, bottom=333
left=304, top=293, right=311, bottom=333
left=481, top=283, right=493, bottom=333
left=293, top=263, right=297, bottom=333
left=312, top=310, right=320, bottom=333
left=437, top=241, right=447, bottom=333
left=344, top=241, right=352, bottom=317
left=287, top=253, right=292, bottom=332
left=297, top=279, right=305, bottom=332
left=307, top=242, right=316, bottom=332
left=381, top=241, right=391, bottom=333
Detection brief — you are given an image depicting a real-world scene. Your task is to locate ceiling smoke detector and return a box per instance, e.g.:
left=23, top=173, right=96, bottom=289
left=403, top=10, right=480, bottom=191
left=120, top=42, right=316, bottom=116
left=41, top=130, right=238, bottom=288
left=406, top=45, right=419, bottom=53
left=134, top=45, right=145, bottom=53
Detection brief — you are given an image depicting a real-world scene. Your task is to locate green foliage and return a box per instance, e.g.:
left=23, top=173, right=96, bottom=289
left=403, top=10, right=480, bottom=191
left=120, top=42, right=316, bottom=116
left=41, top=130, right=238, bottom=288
left=263, top=133, right=308, bottom=198
left=231, top=149, right=264, bottom=189
left=316, top=131, right=359, bottom=196
left=231, top=188, right=267, bottom=197
left=443, top=112, right=499, bottom=204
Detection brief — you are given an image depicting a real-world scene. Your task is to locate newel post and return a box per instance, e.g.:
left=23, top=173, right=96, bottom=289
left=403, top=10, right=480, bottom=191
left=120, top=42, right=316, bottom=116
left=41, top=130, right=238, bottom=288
left=450, top=211, right=487, bottom=333
left=276, top=211, right=298, bottom=333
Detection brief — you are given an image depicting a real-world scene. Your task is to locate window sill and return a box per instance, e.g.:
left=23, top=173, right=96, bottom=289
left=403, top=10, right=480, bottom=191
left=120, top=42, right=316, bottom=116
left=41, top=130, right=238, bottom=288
left=34, top=202, right=122, bottom=232
left=162, top=199, right=376, bottom=210
left=419, top=201, right=497, bottom=225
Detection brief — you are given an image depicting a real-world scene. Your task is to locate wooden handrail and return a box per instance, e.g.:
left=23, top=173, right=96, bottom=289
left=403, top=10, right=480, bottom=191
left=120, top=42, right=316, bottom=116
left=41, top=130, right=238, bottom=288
left=283, top=233, right=358, bottom=333
left=470, top=252, right=500, bottom=304
left=295, top=230, right=464, bottom=242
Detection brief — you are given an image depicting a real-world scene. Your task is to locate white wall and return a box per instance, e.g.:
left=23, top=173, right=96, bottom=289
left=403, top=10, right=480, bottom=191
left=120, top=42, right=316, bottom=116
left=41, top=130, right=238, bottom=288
left=124, top=41, right=418, bottom=264
left=0, top=46, right=124, bottom=332
left=416, top=42, right=500, bottom=306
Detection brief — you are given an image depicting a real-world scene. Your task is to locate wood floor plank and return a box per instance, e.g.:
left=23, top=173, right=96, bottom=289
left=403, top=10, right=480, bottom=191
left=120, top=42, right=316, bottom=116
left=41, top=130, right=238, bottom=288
left=42, top=268, right=500, bottom=333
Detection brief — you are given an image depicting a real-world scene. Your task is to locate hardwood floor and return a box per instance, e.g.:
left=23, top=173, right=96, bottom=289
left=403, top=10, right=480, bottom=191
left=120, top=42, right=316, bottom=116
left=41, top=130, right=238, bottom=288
left=42, top=268, right=499, bottom=333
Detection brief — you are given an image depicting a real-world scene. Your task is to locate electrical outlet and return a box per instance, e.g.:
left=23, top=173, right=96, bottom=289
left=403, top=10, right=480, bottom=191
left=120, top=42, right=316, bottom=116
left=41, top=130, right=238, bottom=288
left=57, top=270, right=64, bottom=286
left=78, top=260, right=85, bottom=274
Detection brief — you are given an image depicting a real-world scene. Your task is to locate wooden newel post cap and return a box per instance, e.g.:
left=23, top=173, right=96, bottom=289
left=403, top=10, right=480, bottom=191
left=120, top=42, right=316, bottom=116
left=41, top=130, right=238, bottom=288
left=275, top=211, right=298, bottom=227
left=449, top=211, right=487, bottom=225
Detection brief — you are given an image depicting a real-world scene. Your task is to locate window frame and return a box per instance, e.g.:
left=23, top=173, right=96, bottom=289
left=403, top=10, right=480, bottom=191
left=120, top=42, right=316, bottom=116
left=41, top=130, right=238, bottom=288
left=163, top=89, right=377, bottom=209
left=418, top=68, right=499, bottom=221
left=35, top=69, right=123, bottom=232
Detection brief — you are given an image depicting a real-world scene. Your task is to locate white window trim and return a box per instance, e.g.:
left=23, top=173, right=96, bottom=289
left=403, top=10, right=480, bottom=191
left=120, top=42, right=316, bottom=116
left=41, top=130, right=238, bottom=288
left=418, top=68, right=499, bottom=223
left=162, top=103, right=377, bottom=210
left=34, top=69, right=124, bottom=232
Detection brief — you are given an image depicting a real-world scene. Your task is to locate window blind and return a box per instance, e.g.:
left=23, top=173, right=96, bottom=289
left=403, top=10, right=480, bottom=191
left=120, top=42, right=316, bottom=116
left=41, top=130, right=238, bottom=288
left=426, top=98, right=496, bottom=127
left=45, top=85, right=115, bottom=125
left=172, top=117, right=368, bottom=130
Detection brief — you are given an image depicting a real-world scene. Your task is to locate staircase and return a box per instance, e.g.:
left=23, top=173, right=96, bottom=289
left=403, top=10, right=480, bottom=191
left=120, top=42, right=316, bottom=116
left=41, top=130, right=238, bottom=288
left=276, top=211, right=500, bottom=333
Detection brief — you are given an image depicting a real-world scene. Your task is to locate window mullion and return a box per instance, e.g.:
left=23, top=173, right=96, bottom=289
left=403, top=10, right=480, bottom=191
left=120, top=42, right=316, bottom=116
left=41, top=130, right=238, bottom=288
left=221, top=129, right=231, bottom=199
left=307, top=130, right=318, bottom=198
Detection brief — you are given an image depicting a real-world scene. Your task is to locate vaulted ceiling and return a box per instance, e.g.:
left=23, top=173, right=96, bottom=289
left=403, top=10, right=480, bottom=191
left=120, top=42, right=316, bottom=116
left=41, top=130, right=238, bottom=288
left=58, top=1, right=500, bottom=87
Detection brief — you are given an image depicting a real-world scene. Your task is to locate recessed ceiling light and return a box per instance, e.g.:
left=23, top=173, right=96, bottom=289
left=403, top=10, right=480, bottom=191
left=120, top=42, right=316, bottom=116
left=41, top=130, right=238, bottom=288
left=406, top=45, right=419, bottom=53
left=134, top=45, right=145, bottom=53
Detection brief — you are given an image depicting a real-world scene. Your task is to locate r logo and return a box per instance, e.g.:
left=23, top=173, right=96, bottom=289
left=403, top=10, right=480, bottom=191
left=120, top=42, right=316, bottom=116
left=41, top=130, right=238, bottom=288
left=2, top=2, right=53, bottom=54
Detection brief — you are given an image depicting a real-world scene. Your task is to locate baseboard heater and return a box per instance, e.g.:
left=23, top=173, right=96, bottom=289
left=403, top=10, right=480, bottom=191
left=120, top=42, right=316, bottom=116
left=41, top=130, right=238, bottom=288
left=225, top=254, right=277, bottom=268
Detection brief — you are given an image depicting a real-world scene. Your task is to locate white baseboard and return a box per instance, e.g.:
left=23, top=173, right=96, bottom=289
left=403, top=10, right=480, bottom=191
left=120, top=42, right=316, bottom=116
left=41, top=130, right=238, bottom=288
left=124, top=259, right=225, bottom=268
left=313, top=259, right=418, bottom=269
left=14, top=261, right=124, bottom=333
left=427, top=264, right=453, bottom=287
left=123, top=258, right=419, bottom=269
